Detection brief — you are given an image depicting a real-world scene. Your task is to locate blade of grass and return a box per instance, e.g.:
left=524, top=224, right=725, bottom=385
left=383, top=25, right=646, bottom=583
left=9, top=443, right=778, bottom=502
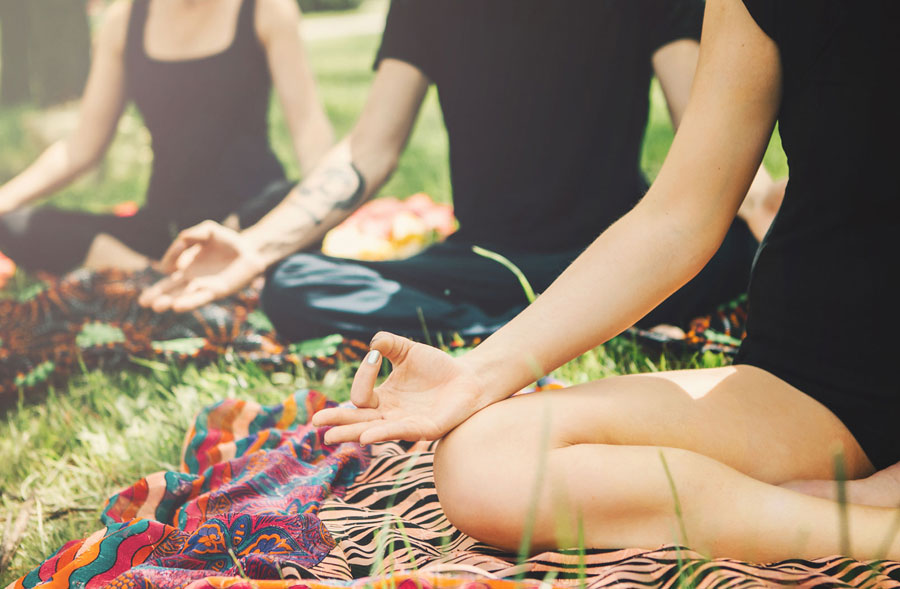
left=658, top=450, right=689, bottom=547
left=472, top=246, right=536, bottom=304
left=833, top=450, right=851, bottom=556
left=658, top=450, right=695, bottom=589
left=516, top=398, right=553, bottom=578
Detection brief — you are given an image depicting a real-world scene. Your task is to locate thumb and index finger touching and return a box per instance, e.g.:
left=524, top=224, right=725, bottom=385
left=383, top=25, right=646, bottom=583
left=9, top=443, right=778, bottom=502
left=159, top=221, right=224, bottom=273
left=350, top=331, right=415, bottom=407
left=313, top=332, right=416, bottom=429
left=139, top=222, right=237, bottom=311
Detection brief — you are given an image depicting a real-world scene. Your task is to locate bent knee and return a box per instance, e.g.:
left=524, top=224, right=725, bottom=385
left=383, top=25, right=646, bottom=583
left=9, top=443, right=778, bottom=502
left=434, top=399, right=548, bottom=549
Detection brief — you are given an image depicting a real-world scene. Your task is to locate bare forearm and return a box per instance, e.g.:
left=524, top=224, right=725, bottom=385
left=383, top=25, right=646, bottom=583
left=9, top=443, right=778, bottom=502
left=241, top=138, right=394, bottom=266
left=460, top=201, right=726, bottom=400
left=292, top=112, right=335, bottom=176
left=0, top=140, right=93, bottom=212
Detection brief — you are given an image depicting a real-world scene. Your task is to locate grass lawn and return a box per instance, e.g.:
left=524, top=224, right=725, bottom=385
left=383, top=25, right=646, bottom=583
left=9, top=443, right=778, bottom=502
left=0, top=32, right=788, bottom=585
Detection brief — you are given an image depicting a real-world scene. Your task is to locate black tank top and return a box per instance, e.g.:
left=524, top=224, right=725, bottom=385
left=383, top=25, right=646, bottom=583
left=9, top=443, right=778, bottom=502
left=125, top=0, right=285, bottom=228
left=737, top=0, right=900, bottom=460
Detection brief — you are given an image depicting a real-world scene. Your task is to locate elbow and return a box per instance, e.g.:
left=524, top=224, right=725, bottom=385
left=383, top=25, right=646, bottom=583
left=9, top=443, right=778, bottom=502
left=60, top=139, right=103, bottom=176
left=640, top=197, right=732, bottom=278
left=350, top=137, right=400, bottom=189
left=71, top=153, right=101, bottom=175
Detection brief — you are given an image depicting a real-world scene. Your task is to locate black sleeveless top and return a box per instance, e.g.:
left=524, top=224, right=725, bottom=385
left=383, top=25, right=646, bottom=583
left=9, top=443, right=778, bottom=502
left=125, top=0, right=285, bottom=229
left=737, top=1, right=900, bottom=468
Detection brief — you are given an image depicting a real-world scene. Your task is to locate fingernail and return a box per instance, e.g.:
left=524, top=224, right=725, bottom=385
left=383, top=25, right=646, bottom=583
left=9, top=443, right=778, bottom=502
left=366, top=350, right=381, bottom=365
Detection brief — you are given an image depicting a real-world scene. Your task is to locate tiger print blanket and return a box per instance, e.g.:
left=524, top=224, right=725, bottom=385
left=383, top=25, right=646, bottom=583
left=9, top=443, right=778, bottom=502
left=10, top=389, right=900, bottom=589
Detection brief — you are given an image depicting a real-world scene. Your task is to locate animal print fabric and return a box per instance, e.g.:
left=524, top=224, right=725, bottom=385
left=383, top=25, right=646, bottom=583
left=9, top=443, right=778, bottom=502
left=10, top=390, right=900, bottom=589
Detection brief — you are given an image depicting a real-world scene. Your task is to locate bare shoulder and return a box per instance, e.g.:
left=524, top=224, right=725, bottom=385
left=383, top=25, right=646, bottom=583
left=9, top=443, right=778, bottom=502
left=95, top=0, right=133, bottom=55
left=255, top=0, right=303, bottom=43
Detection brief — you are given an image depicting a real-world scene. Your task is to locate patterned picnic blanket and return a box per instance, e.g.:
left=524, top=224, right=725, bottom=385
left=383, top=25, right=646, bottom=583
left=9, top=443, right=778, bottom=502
left=628, top=294, right=749, bottom=357
left=0, top=268, right=372, bottom=402
left=0, top=194, right=462, bottom=402
left=10, top=389, right=900, bottom=589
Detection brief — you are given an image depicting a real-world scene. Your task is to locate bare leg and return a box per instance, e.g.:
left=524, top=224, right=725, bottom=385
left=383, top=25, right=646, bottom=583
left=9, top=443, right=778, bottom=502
left=783, top=463, right=900, bottom=508
left=434, top=366, right=900, bottom=562
left=83, top=233, right=151, bottom=271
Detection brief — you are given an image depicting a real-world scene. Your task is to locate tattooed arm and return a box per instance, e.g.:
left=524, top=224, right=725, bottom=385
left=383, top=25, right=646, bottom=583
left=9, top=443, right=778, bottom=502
left=138, top=59, right=430, bottom=312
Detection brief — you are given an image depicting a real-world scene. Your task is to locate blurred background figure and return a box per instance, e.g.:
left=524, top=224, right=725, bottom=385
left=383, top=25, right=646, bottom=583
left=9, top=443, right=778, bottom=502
left=140, top=0, right=784, bottom=343
left=0, top=0, right=333, bottom=274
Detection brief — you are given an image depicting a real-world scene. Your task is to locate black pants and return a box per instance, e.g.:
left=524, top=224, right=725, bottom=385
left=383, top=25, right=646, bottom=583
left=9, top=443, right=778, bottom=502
left=0, top=180, right=295, bottom=275
left=262, top=220, right=759, bottom=342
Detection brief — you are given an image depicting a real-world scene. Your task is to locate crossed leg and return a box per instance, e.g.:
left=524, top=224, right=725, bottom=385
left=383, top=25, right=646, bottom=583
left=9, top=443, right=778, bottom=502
left=84, top=232, right=151, bottom=271
left=434, top=365, right=900, bottom=562
left=784, top=464, right=900, bottom=508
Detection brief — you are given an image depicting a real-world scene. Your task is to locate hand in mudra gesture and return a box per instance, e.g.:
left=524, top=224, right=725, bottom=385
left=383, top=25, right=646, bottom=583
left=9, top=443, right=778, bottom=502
left=313, top=332, right=492, bottom=445
left=139, top=220, right=266, bottom=313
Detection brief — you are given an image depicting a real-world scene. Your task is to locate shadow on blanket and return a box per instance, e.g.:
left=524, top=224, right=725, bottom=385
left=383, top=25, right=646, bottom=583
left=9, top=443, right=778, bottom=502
left=8, top=390, right=900, bottom=589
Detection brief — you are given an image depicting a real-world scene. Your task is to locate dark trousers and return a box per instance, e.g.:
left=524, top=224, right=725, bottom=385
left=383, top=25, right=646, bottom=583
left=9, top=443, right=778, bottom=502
left=0, top=180, right=295, bottom=275
left=262, top=220, right=759, bottom=342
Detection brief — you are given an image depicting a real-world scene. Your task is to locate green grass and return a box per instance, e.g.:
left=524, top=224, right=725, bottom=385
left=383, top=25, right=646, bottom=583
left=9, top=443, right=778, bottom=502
left=301, top=0, right=388, bottom=20
left=0, top=30, right=787, bottom=586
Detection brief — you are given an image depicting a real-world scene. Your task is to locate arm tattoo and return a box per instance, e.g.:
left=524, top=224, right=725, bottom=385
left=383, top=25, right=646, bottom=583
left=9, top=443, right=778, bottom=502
left=284, top=162, right=366, bottom=226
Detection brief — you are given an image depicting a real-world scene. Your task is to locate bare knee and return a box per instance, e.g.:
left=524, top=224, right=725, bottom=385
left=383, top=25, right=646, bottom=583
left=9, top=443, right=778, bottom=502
left=434, top=398, right=554, bottom=550
left=432, top=393, right=692, bottom=552
left=84, top=233, right=149, bottom=271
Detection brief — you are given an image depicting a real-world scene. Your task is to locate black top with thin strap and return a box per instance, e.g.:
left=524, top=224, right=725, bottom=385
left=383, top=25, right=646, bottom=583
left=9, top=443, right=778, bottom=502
left=125, top=0, right=285, bottom=229
left=738, top=1, right=900, bottom=469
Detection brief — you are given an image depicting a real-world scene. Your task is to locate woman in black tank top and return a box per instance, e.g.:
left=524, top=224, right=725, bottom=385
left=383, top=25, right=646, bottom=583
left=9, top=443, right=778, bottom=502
left=0, top=0, right=332, bottom=274
left=314, top=0, right=900, bottom=562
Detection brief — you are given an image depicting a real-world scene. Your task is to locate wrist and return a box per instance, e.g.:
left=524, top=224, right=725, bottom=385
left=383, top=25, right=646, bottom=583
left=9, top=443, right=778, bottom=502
left=457, top=343, right=542, bottom=405
left=240, top=227, right=281, bottom=269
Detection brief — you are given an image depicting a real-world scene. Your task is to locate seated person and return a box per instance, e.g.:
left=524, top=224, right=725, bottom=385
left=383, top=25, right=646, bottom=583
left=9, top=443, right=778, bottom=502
left=0, top=0, right=333, bottom=275
left=315, top=0, right=900, bottom=564
left=140, top=0, right=783, bottom=341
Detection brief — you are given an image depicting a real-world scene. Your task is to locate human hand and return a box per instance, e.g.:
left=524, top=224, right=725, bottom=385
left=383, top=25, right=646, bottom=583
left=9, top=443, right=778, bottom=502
left=138, top=221, right=266, bottom=313
left=312, top=332, right=494, bottom=445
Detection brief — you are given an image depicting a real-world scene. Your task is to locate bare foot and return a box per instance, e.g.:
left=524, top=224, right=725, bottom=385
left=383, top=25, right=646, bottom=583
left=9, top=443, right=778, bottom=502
left=649, top=324, right=686, bottom=339
left=782, top=461, right=900, bottom=507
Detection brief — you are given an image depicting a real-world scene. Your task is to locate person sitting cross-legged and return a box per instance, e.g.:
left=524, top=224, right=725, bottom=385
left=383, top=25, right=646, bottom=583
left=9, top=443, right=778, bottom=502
left=314, top=0, right=900, bottom=564
left=140, top=0, right=783, bottom=342
left=0, top=0, right=332, bottom=275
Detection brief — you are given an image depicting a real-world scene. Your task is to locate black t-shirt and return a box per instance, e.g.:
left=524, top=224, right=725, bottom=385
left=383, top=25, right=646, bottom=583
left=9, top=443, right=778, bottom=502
left=737, top=1, right=900, bottom=468
left=376, top=0, right=703, bottom=252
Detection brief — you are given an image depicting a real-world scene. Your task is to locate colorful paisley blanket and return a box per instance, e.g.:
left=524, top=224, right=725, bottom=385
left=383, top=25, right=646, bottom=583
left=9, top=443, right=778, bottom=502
left=10, top=389, right=369, bottom=589
left=11, top=389, right=900, bottom=589
left=0, top=268, right=371, bottom=402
